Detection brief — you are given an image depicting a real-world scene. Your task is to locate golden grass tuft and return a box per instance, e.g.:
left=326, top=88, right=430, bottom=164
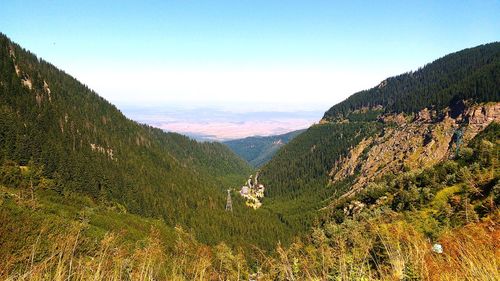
left=258, top=214, right=499, bottom=281
left=2, top=215, right=498, bottom=280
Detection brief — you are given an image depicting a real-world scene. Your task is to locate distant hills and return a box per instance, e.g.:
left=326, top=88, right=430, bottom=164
left=122, top=104, right=321, bottom=141
left=224, top=129, right=305, bottom=167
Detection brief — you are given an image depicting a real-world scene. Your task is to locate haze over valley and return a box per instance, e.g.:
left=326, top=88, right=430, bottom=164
left=122, top=103, right=323, bottom=141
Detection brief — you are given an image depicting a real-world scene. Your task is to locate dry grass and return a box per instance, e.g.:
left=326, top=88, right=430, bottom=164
left=258, top=215, right=499, bottom=281
left=3, top=225, right=168, bottom=281
left=2, top=216, right=498, bottom=280
left=425, top=217, right=500, bottom=281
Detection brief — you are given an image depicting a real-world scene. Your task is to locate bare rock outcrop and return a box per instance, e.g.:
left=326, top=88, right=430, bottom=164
left=9, top=45, right=53, bottom=105
left=330, top=138, right=372, bottom=181
left=343, top=200, right=365, bottom=217
left=330, top=103, right=500, bottom=200
left=463, top=103, right=500, bottom=140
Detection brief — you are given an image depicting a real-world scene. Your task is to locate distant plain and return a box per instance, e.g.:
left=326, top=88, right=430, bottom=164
left=122, top=103, right=324, bottom=141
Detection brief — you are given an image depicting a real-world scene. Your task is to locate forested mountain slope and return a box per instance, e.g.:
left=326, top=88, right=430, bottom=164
left=260, top=42, right=500, bottom=232
left=0, top=33, right=291, bottom=248
left=323, top=42, right=500, bottom=121
left=224, top=129, right=305, bottom=167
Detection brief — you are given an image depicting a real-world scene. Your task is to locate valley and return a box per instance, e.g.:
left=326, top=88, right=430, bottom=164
left=224, top=129, right=306, bottom=167
left=0, top=33, right=499, bottom=280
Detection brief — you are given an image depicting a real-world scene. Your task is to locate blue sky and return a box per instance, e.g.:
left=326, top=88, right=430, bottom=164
left=1, top=1, right=499, bottom=138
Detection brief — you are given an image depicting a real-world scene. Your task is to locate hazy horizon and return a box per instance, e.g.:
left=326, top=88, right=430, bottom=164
left=120, top=102, right=325, bottom=141
left=1, top=1, right=498, bottom=138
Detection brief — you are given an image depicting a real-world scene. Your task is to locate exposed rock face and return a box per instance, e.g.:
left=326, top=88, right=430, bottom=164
left=43, top=80, right=52, bottom=102
left=463, top=103, right=500, bottom=140
left=21, top=76, right=33, bottom=90
left=330, top=138, right=372, bottom=182
left=90, top=143, right=116, bottom=160
left=343, top=200, right=365, bottom=217
left=330, top=103, right=500, bottom=199
left=9, top=45, right=53, bottom=105
left=415, top=108, right=435, bottom=122
left=380, top=113, right=407, bottom=125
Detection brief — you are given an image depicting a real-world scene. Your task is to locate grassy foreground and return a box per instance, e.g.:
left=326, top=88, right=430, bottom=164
left=2, top=204, right=498, bottom=280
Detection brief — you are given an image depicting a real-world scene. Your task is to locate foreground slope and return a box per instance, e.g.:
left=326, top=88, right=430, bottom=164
left=0, top=33, right=291, bottom=248
left=260, top=42, right=500, bottom=231
left=224, top=129, right=305, bottom=167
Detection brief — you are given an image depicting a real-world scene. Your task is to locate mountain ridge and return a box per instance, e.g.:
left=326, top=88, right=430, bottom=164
left=224, top=129, right=305, bottom=167
left=322, top=42, right=500, bottom=121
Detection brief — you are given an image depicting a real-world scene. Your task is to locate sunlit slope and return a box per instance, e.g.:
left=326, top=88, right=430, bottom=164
left=260, top=42, right=500, bottom=232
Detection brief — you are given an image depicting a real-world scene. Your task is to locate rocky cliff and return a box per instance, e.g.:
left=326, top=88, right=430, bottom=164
left=330, top=102, right=500, bottom=199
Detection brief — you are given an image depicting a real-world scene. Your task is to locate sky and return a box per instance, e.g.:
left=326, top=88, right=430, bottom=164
left=1, top=1, right=499, bottom=139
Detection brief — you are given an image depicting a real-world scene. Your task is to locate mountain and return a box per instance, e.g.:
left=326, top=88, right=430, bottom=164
left=224, top=129, right=305, bottom=167
left=251, top=43, right=499, bottom=279
left=322, top=42, right=500, bottom=121
left=1, top=35, right=499, bottom=280
left=0, top=33, right=292, bottom=251
left=259, top=42, right=500, bottom=231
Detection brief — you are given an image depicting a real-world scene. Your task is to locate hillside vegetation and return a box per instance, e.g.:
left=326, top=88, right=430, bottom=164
left=1, top=122, right=498, bottom=280
left=260, top=42, right=500, bottom=233
left=224, top=129, right=305, bottom=167
left=0, top=33, right=292, bottom=250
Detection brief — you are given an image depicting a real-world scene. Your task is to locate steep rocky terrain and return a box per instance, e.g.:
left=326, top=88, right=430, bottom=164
left=260, top=42, right=500, bottom=232
left=330, top=103, right=500, bottom=199
left=253, top=41, right=500, bottom=278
